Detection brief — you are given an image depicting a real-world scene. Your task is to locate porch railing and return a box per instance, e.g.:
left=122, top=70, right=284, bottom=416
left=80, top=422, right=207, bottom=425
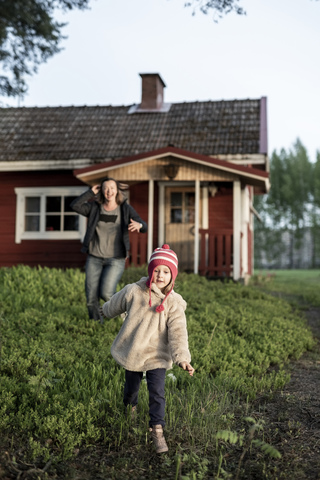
left=199, top=228, right=233, bottom=277
left=128, top=228, right=234, bottom=278
left=128, top=232, right=148, bottom=267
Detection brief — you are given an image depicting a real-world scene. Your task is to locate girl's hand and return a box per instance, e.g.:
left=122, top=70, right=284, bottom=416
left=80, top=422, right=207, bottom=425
left=179, top=362, right=195, bottom=376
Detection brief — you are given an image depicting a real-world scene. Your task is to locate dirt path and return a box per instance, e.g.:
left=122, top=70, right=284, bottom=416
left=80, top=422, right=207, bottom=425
left=249, top=306, right=320, bottom=479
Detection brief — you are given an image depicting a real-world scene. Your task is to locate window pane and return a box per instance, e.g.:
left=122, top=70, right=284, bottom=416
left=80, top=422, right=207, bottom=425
left=171, top=209, right=182, bottom=223
left=64, top=196, right=77, bottom=212
left=46, top=197, right=61, bottom=213
left=25, top=197, right=40, bottom=213
left=185, top=209, right=195, bottom=223
left=25, top=215, right=40, bottom=231
left=185, top=192, right=195, bottom=207
left=171, top=192, right=182, bottom=207
left=64, top=215, right=79, bottom=231
left=46, top=215, right=61, bottom=231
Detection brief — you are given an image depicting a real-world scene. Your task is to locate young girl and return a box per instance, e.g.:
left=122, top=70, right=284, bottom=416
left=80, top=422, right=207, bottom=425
left=100, top=244, right=194, bottom=454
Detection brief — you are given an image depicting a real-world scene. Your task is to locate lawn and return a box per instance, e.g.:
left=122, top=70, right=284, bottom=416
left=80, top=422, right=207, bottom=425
left=251, top=269, right=320, bottom=306
left=0, top=266, right=318, bottom=479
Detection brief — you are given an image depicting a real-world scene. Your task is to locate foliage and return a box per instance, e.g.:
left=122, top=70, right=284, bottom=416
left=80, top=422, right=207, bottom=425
left=254, top=139, right=320, bottom=269
left=184, top=0, right=245, bottom=20
left=0, top=0, right=90, bottom=98
left=0, top=265, right=315, bottom=477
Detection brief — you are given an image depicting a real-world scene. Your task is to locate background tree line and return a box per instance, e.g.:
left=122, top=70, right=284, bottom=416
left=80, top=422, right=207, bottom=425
left=254, top=139, right=320, bottom=269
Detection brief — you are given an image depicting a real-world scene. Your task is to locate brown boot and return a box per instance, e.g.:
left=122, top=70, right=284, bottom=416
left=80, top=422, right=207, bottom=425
left=149, top=424, right=168, bottom=453
left=131, top=405, right=137, bottom=421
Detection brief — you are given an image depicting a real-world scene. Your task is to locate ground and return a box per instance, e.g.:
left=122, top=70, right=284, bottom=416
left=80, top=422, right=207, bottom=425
left=247, top=304, right=320, bottom=479
left=1, top=303, right=320, bottom=479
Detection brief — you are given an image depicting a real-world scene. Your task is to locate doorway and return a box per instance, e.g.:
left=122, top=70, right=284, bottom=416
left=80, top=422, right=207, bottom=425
left=165, top=186, right=200, bottom=272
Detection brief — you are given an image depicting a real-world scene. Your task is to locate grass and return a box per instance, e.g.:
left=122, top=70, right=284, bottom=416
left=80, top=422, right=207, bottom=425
left=251, top=269, right=320, bottom=306
left=0, top=265, right=318, bottom=479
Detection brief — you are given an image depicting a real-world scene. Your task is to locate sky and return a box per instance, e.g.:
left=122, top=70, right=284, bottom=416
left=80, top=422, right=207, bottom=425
left=1, top=0, right=319, bottom=160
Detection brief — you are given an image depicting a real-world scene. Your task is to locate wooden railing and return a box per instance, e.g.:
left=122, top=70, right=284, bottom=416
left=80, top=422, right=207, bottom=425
left=199, top=228, right=233, bottom=277
left=128, top=232, right=148, bottom=267
left=128, top=228, right=234, bottom=278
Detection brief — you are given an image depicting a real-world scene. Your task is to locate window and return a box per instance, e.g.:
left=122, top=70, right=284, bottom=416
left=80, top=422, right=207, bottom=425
left=170, top=191, right=195, bottom=224
left=15, top=187, right=87, bottom=243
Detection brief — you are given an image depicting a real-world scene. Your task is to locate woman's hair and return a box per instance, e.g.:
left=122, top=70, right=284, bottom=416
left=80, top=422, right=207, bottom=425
left=96, top=177, right=125, bottom=205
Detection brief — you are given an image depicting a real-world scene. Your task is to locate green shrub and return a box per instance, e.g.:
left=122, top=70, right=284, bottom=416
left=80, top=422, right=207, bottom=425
left=0, top=265, right=315, bottom=468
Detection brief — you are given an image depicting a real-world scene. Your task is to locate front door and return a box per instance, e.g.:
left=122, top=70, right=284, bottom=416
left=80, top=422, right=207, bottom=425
left=165, top=186, right=197, bottom=272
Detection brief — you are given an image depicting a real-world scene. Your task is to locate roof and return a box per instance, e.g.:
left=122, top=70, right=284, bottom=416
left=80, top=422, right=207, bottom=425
left=0, top=98, right=267, bottom=162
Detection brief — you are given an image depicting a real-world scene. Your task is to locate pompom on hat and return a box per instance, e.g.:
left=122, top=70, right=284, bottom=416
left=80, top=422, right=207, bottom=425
left=146, top=244, right=178, bottom=313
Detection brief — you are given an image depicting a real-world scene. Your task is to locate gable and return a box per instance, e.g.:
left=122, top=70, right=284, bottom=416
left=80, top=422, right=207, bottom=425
left=73, top=147, right=270, bottom=192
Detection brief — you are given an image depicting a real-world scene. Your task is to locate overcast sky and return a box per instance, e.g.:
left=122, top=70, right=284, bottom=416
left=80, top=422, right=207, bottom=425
left=1, top=0, right=319, bottom=160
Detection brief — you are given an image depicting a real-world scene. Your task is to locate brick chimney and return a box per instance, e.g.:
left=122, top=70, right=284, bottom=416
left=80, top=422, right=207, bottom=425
left=139, top=73, right=166, bottom=110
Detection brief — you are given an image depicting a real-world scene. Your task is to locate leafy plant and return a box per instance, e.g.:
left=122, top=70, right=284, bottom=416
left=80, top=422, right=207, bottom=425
left=0, top=265, right=316, bottom=478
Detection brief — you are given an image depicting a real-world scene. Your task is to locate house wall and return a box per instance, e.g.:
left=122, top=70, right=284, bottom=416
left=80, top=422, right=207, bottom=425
left=0, top=171, right=152, bottom=269
left=248, top=186, right=253, bottom=276
left=0, top=171, right=86, bottom=268
left=248, top=224, right=252, bottom=275
left=127, top=181, right=155, bottom=258
left=209, top=185, right=233, bottom=229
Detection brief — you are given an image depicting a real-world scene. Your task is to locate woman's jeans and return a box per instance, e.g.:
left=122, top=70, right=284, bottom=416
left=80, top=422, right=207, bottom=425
left=124, top=369, right=166, bottom=427
left=85, top=254, right=126, bottom=320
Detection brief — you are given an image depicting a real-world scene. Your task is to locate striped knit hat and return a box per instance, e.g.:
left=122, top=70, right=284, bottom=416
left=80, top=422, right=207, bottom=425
left=147, top=244, right=178, bottom=313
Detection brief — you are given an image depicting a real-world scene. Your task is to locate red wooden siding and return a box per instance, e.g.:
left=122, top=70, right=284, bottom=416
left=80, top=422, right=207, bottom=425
left=248, top=223, right=252, bottom=275
left=199, top=185, right=234, bottom=277
left=209, top=186, right=233, bottom=230
left=127, top=182, right=150, bottom=266
left=0, top=171, right=86, bottom=268
left=0, top=171, right=150, bottom=269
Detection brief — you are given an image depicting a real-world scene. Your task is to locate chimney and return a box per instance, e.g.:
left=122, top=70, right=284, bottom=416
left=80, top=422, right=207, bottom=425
left=139, top=73, right=166, bottom=110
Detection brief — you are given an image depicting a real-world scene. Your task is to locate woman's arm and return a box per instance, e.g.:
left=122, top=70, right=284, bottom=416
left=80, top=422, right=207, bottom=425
left=127, top=205, right=148, bottom=233
left=70, top=188, right=96, bottom=216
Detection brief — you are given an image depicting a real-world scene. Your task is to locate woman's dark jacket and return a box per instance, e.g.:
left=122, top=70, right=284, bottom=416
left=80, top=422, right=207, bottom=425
left=70, top=189, right=148, bottom=256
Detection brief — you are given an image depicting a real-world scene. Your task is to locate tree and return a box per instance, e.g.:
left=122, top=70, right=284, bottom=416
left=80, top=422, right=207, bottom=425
left=310, top=151, right=320, bottom=267
left=185, top=0, right=245, bottom=19
left=280, top=140, right=312, bottom=267
left=0, top=0, right=90, bottom=98
left=254, top=139, right=320, bottom=268
left=254, top=139, right=318, bottom=269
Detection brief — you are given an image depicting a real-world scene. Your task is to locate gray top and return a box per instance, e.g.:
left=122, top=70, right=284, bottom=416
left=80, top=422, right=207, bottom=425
left=89, top=205, right=124, bottom=258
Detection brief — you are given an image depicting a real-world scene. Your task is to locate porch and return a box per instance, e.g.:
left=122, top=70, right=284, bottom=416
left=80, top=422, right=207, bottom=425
left=129, top=228, right=236, bottom=278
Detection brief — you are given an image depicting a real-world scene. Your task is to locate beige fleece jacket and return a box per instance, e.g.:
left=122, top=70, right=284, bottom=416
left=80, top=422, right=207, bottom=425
left=101, top=277, right=191, bottom=372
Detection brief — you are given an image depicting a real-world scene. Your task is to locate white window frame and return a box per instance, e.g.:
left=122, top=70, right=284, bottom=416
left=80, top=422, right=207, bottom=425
left=15, top=186, right=87, bottom=244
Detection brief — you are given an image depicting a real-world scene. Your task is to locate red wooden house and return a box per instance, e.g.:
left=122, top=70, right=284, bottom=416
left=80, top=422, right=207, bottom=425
left=0, top=73, right=269, bottom=282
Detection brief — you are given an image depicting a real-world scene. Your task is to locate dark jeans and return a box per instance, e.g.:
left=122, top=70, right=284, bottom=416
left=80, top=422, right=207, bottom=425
left=124, top=369, right=166, bottom=427
left=85, top=254, right=126, bottom=320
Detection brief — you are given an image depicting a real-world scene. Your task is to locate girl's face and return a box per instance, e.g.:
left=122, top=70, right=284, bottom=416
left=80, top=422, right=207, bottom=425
left=102, top=180, right=118, bottom=202
left=153, top=265, right=172, bottom=290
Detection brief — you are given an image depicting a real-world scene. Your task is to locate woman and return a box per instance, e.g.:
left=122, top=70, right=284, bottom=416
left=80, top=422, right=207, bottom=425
left=70, top=177, right=147, bottom=321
